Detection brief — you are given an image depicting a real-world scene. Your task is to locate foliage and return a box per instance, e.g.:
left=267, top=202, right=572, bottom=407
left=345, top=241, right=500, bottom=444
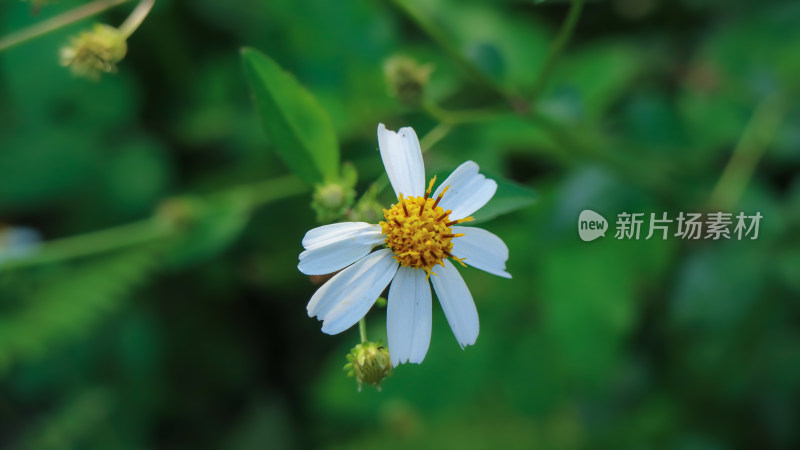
left=0, top=0, right=798, bottom=449
left=241, top=48, right=340, bottom=185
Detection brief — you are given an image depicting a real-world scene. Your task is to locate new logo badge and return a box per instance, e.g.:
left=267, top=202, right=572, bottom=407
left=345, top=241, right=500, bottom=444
left=578, top=210, right=608, bottom=242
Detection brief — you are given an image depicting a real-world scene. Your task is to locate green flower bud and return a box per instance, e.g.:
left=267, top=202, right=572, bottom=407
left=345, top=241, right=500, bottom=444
left=60, top=24, right=127, bottom=81
left=155, top=197, right=204, bottom=231
left=316, top=184, right=345, bottom=209
left=383, top=55, right=433, bottom=107
left=311, top=183, right=356, bottom=223
left=344, top=342, right=392, bottom=391
left=311, top=163, right=357, bottom=223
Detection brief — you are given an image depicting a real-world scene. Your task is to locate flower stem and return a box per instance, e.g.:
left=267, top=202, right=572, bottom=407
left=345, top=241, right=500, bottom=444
left=359, top=318, right=368, bottom=343
left=387, top=0, right=685, bottom=205
left=528, top=0, right=585, bottom=101
left=387, top=0, right=520, bottom=107
left=2, top=218, right=168, bottom=270
left=209, top=174, right=308, bottom=211
left=2, top=175, right=307, bottom=270
left=422, top=100, right=502, bottom=126
left=709, top=94, right=784, bottom=210
left=118, top=0, right=155, bottom=39
left=419, top=122, right=452, bottom=153
left=0, top=0, right=131, bottom=52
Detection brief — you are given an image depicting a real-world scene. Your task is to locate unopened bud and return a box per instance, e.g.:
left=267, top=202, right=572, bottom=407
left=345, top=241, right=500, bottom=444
left=383, top=56, right=433, bottom=107
left=344, top=342, right=392, bottom=391
left=155, top=197, right=204, bottom=231
left=60, top=24, right=127, bottom=80
left=311, top=182, right=355, bottom=223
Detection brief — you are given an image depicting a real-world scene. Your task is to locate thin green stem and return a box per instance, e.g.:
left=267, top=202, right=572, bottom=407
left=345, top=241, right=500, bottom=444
left=1, top=175, right=308, bottom=270
left=419, top=122, right=452, bottom=152
left=363, top=173, right=390, bottom=199
left=388, top=0, right=520, bottom=107
left=389, top=0, right=683, bottom=204
left=0, top=0, right=131, bottom=52
left=212, top=174, right=308, bottom=210
left=422, top=100, right=503, bottom=125
left=359, top=318, right=368, bottom=343
left=118, top=0, right=155, bottom=38
left=528, top=0, right=585, bottom=101
left=709, top=94, right=784, bottom=210
left=2, top=218, right=169, bottom=270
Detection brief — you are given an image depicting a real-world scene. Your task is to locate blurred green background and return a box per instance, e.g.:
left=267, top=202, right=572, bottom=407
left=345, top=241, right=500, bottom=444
left=1, top=0, right=799, bottom=448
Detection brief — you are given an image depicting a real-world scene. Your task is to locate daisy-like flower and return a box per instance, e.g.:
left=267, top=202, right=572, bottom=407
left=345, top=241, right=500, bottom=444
left=299, top=123, right=511, bottom=366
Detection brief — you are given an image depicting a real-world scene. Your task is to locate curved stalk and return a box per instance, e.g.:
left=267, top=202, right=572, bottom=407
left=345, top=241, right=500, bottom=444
left=0, top=0, right=130, bottom=52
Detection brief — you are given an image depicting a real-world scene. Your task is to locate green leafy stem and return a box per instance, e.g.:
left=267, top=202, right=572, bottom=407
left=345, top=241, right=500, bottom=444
left=388, top=0, right=603, bottom=167
left=2, top=175, right=307, bottom=270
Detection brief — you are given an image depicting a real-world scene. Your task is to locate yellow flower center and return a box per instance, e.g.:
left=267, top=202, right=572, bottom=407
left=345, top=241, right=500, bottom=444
left=379, top=177, right=471, bottom=276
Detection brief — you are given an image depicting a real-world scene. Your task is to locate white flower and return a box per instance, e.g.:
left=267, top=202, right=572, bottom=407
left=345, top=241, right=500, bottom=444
left=299, top=123, right=511, bottom=366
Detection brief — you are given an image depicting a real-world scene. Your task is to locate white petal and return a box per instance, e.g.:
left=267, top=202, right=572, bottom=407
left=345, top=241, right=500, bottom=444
left=387, top=267, right=432, bottom=366
left=298, top=224, right=384, bottom=275
left=377, top=123, right=425, bottom=198
left=430, top=259, right=479, bottom=348
left=301, top=222, right=379, bottom=249
left=432, top=161, right=497, bottom=220
left=307, top=249, right=399, bottom=335
left=451, top=226, right=511, bottom=279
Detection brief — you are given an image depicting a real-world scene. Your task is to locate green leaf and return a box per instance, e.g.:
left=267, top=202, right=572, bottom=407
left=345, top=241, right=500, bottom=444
left=472, top=175, right=537, bottom=223
left=0, top=247, right=161, bottom=375
left=241, top=47, right=340, bottom=185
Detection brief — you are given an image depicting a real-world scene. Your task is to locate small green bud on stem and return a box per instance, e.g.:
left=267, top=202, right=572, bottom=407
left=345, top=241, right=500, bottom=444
left=311, top=164, right=357, bottom=223
left=311, top=183, right=356, bottom=223
left=344, top=341, right=392, bottom=392
left=384, top=55, right=433, bottom=107
left=155, top=197, right=204, bottom=231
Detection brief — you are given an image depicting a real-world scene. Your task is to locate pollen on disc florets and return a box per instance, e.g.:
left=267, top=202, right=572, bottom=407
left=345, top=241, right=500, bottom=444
left=379, top=177, right=470, bottom=275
